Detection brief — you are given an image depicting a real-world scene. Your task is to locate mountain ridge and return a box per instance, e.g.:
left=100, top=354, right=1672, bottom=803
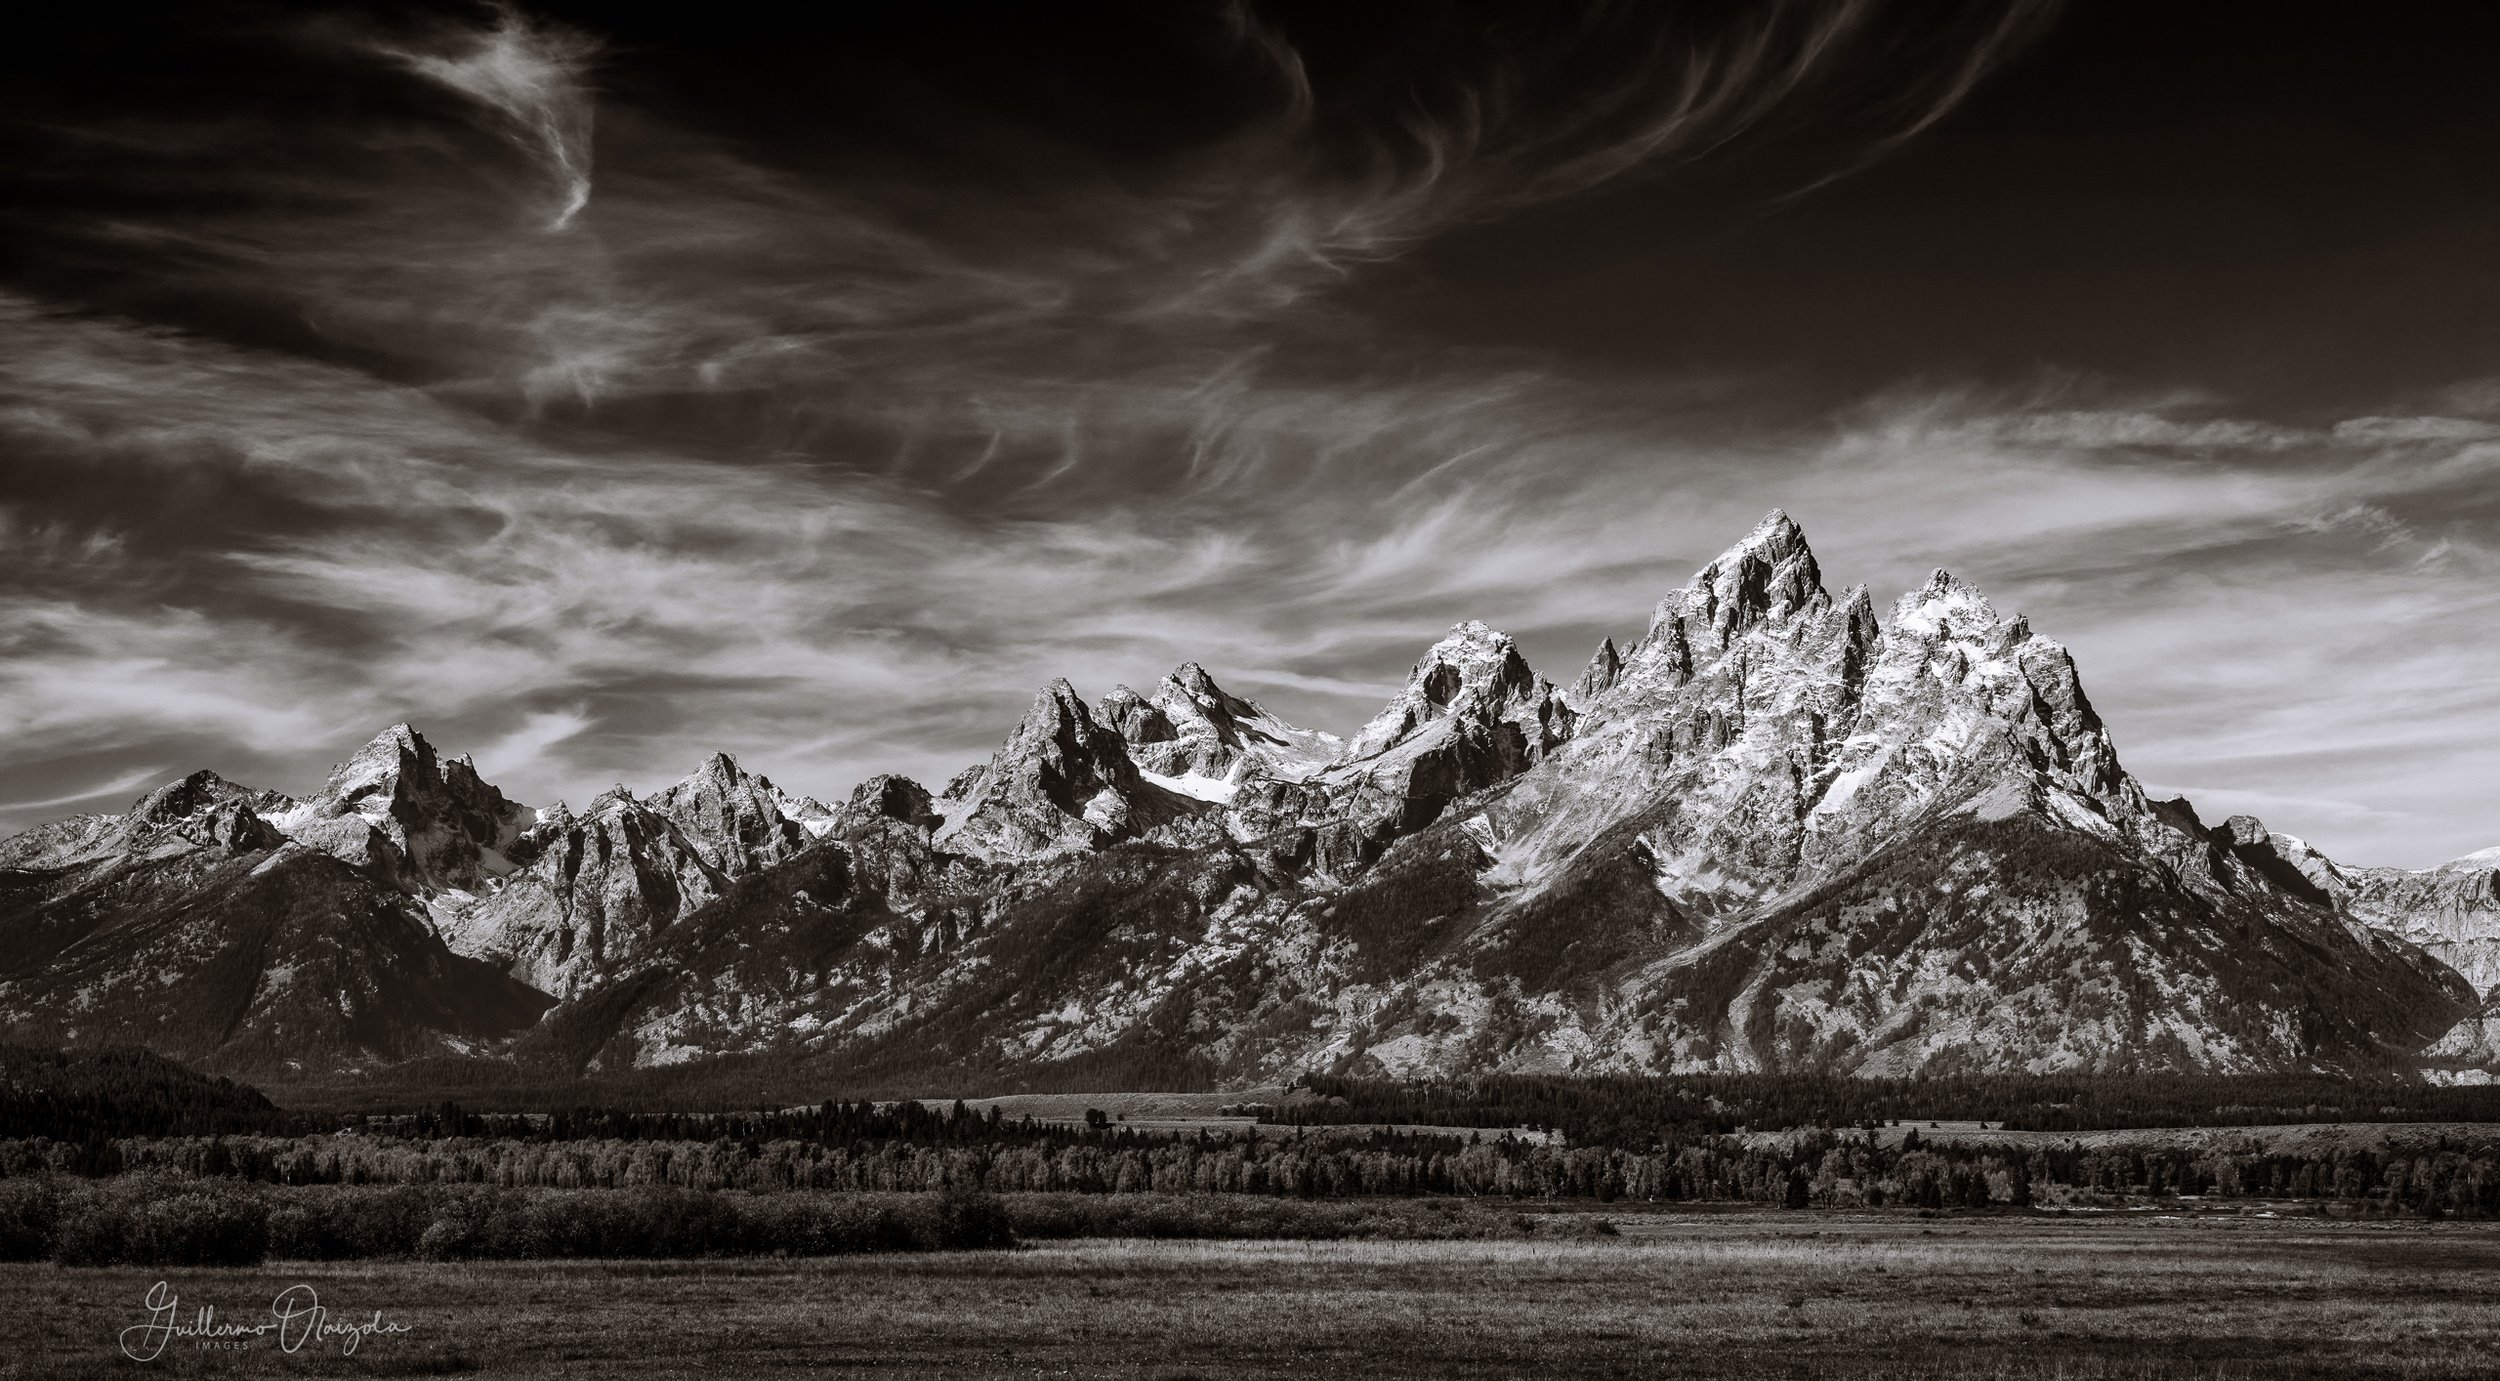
left=4, top=512, right=2491, bottom=1085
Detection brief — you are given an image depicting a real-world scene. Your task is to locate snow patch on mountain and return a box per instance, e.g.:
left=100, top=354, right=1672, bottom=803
left=1138, top=769, right=1239, bottom=805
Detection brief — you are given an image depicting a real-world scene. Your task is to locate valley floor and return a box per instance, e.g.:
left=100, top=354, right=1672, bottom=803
left=6, top=1213, right=2499, bottom=1379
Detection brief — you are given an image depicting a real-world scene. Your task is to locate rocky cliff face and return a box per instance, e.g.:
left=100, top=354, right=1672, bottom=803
left=435, top=789, right=732, bottom=998
left=2354, top=850, right=2500, bottom=1078
left=0, top=775, right=547, bottom=1073
left=933, top=679, right=1221, bottom=862
left=2210, top=830, right=2500, bottom=1077
left=2343, top=848, right=2500, bottom=996
left=645, top=753, right=813, bottom=875
left=1098, top=662, right=1342, bottom=790
left=268, top=724, right=533, bottom=896
left=0, top=510, right=2487, bottom=1083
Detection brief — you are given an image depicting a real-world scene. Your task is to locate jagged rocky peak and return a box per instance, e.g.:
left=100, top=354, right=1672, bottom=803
left=1342, top=620, right=1566, bottom=763
left=1113, top=660, right=1342, bottom=782
left=1889, top=568, right=2018, bottom=645
left=114, top=770, right=286, bottom=855
left=587, top=783, right=641, bottom=814
left=319, top=723, right=429, bottom=811
left=1646, top=509, right=1829, bottom=650
left=0, top=768, right=295, bottom=870
left=1001, top=679, right=1139, bottom=794
left=845, top=773, right=940, bottom=831
left=1150, top=665, right=1270, bottom=775
left=280, top=722, right=532, bottom=895
left=1294, top=621, right=1577, bottom=857
left=1094, top=684, right=1174, bottom=747
left=2220, top=814, right=2274, bottom=849
left=935, top=679, right=1155, bottom=860
left=1836, top=582, right=1881, bottom=644
left=1868, top=568, right=2126, bottom=803
left=1486, top=512, right=2145, bottom=910
left=646, top=751, right=811, bottom=874
left=122, top=769, right=260, bottom=825
left=1566, top=637, right=1622, bottom=708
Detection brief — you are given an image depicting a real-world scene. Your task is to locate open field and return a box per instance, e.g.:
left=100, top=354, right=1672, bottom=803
left=5, top=1213, right=2500, bottom=1379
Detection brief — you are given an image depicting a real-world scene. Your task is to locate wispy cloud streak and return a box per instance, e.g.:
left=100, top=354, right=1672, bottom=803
left=374, top=5, right=602, bottom=229
left=0, top=766, right=171, bottom=816
left=0, top=2, right=2490, bottom=873
left=3, top=292, right=2494, bottom=863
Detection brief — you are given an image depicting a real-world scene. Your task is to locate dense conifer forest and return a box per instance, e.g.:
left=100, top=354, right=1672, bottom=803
left=0, top=1044, right=294, bottom=1138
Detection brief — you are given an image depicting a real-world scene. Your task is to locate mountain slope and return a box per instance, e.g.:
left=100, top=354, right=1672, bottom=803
left=2217, top=830, right=2500, bottom=1077
left=0, top=788, right=549, bottom=1073
left=0, top=510, right=2483, bottom=1083
left=515, top=512, right=2477, bottom=1083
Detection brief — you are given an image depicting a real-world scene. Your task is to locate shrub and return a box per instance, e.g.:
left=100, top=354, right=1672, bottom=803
left=919, top=1189, right=1015, bottom=1251
left=47, top=1177, right=268, bottom=1266
left=416, top=1216, right=476, bottom=1261
left=49, top=1189, right=134, bottom=1266
left=741, top=1192, right=917, bottom=1256
left=1538, top=1213, right=1619, bottom=1239
left=267, top=1184, right=434, bottom=1259
left=998, top=1193, right=1553, bottom=1242
left=266, top=1202, right=345, bottom=1260
left=0, top=1178, right=59, bottom=1261
left=128, top=1186, right=268, bottom=1266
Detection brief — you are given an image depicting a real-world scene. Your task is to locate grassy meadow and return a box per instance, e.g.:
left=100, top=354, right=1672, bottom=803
left=3, top=1212, right=2498, bottom=1379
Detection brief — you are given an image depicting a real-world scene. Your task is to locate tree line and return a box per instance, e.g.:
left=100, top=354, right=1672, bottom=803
left=10, top=1122, right=2500, bottom=1217
left=1270, top=1072, right=2500, bottom=1145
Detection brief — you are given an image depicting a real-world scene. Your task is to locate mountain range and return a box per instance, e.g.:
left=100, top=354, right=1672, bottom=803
left=4, top=512, right=2493, bottom=1087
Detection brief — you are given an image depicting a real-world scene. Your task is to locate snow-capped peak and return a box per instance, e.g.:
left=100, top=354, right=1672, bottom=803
left=1341, top=620, right=1548, bottom=763
left=1646, top=508, right=1828, bottom=648
left=1887, top=568, right=2005, bottom=641
left=1111, top=660, right=1341, bottom=783
left=274, top=723, right=532, bottom=895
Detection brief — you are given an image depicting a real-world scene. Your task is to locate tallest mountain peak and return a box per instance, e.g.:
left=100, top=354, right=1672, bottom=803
left=361, top=721, right=427, bottom=756
left=290, top=720, right=528, bottom=896
left=1748, top=507, right=1805, bottom=544
left=1723, top=509, right=1816, bottom=574
left=331, top=722, right=437, bottom=793
left=1647, top=509, right=1828, bottom=647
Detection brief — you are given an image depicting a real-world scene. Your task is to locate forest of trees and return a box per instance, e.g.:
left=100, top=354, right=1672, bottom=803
left=13, top=1045, right=2500, bottom=1220
left=7, top=1106, right=2500, bottom=1218
left=0, top=1044, right=294, bottom=1138
left=1270, top=1072, right=2500, bottom=1144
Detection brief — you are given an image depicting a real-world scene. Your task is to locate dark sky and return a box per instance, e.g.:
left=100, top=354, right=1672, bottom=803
left=3, top=0, right=2497, bottom=864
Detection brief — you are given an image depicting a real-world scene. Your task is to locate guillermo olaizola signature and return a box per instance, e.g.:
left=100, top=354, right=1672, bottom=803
left=120, top=1280, right=413, bottom=1361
